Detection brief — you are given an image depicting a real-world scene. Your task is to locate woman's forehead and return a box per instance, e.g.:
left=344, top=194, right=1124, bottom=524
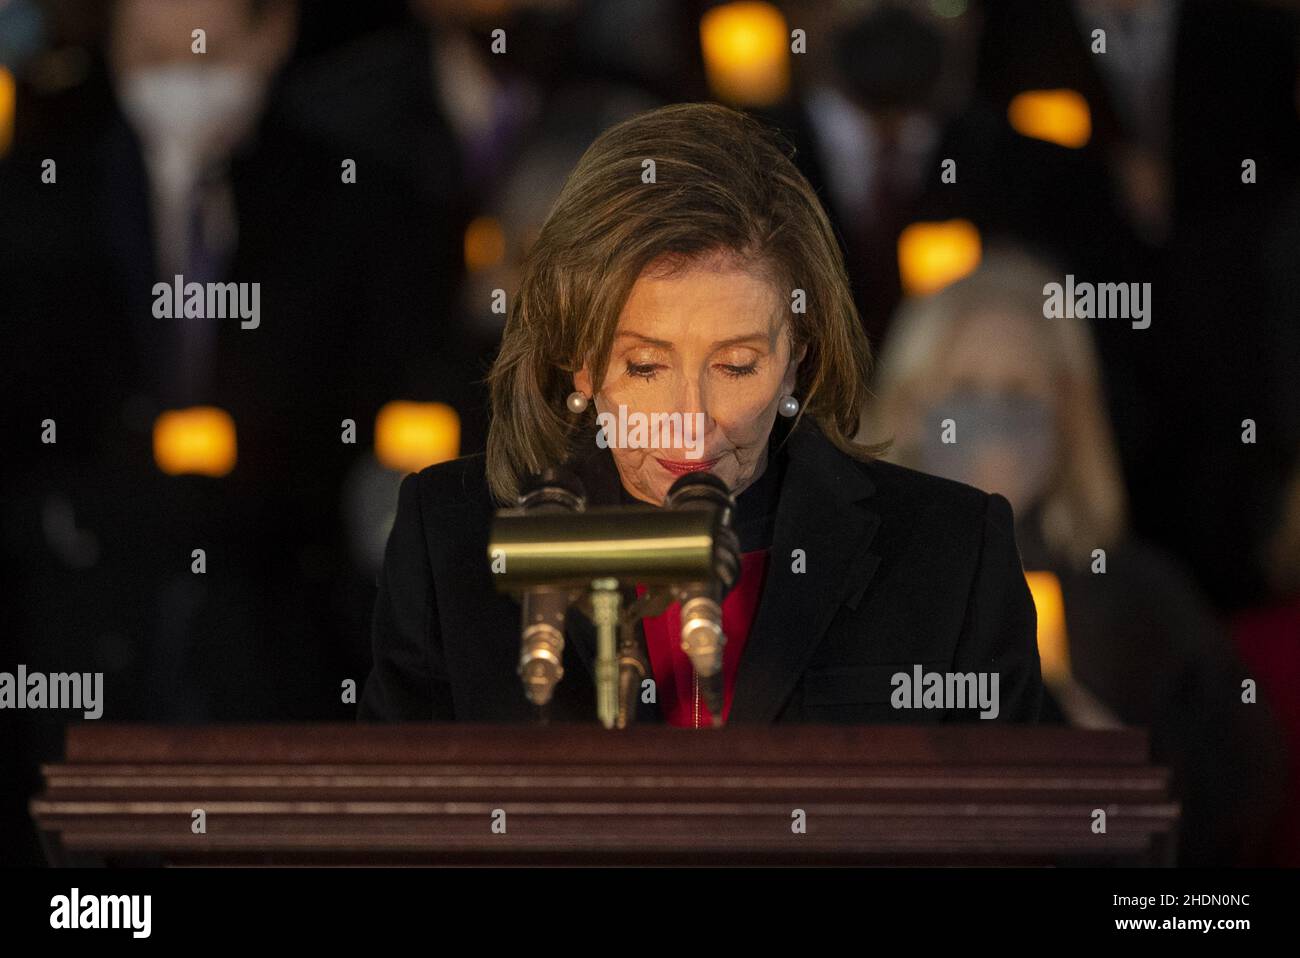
left=616, top=260, right=787, bottom=343
left=937, top=308, right=1055, bottom=391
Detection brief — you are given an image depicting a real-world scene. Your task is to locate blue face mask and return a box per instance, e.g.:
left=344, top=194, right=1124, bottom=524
left=916, top=390, right=1057, bottom=515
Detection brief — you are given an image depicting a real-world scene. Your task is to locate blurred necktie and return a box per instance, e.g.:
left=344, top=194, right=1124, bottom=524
left=164, top=168, right=230, bottom=405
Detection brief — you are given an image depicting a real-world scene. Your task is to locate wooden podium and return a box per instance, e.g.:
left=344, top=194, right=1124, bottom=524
left=31, top=724, right=1179, bottom=866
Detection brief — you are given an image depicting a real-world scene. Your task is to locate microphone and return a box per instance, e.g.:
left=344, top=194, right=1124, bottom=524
left=665, top=472, right=740, bottom=727
left=515, top=467, right=587, bottom=713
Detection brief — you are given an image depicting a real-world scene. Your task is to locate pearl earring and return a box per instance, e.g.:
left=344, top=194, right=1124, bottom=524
left=566, top=390, right=590, bottom=413
left=778, top=394, right=800, bottom=418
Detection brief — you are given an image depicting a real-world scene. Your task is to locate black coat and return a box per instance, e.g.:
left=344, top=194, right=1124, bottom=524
left=358, top=417, right=1042, bottom=724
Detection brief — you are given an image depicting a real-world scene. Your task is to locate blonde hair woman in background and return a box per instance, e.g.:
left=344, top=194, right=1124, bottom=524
left=863, top=248, right=1287, bottom=865
left=866, top=249, right=1125, bottom=566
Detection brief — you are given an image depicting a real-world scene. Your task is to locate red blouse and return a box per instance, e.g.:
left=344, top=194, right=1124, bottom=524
left=635, top=548, right=772, bottom=727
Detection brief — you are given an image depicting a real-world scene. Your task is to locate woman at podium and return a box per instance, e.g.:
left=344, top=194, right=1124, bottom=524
left=359, top=103, right=1042, bottom=726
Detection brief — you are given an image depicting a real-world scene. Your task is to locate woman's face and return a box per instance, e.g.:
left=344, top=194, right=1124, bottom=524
left=914, top=308, right=1061, bottom=515
left=574, top=256, right=804, bottom=505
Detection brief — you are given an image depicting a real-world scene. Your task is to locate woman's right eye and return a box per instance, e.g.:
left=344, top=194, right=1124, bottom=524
left=626, top=362, right=660, bottom=380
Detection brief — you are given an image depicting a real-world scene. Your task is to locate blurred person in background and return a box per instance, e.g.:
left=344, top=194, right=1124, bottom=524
left=278, top=0, right=595, bottom=281
left=978, top=0, right=1300, bottom=235
left=798, top=3, right=963, bottom=345
left=455, top=81, right=662, bottom=344
left=275, top=0, right=674, bottom=581
left=1, top=0, right=486, bottom=703
left=1158, top=142, right=1300, bottom=615
left=0, top=0, right=483, bottom=862
left=274, top=0, right=699, bottom=428
left=965, top=0, right=1300, bottom=611
left=863, top=249, right=1288, bottom=865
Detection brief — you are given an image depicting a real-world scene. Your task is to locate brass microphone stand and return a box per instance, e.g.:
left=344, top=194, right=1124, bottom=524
left=490, top=476, right=738, bottom=729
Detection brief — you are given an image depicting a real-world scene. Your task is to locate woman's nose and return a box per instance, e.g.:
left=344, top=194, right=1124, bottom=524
left=671, top=374, right=711, bottom=423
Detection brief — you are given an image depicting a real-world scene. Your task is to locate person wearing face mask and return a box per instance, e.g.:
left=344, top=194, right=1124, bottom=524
left=358, top=103, right=1043, bottom=730
left=0, top=0, right=487, bottom=731
left=865, top=249, right=1288, bottom=865
left=107, top=0, right=296, bottom=404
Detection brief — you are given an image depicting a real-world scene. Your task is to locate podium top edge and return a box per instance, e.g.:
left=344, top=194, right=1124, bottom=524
left=56, top=723, right=1152, bottom=767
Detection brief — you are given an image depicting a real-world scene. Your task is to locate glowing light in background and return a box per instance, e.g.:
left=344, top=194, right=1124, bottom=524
left=0, top=67, right=16, bottom=157
left=374, top=401, right=460, bottom=473
left=1025, top=570, right=1070, bottom=687
left=699, top=1, right=790, bottom=107
left=1007, top=89, right=1092, bottom=149
left=464, top=215, right=506, bottom=272
left=897, top=219, right=982, bottom=296
left=153, top=407, right=237, bottom=477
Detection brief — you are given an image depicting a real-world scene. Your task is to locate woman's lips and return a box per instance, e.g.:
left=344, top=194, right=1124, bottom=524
left=655, top=456, right=720, bottom=476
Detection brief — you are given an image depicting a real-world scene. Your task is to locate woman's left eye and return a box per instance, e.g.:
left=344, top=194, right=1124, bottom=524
left=718, top=363, right=759, bottom=378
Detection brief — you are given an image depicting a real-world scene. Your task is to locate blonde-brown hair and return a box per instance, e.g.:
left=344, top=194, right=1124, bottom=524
left=484, top=102, right=880, bottom=505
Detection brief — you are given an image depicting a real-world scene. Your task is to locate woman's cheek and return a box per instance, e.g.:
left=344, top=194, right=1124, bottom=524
left=600, top=378, right=667, bottom=417
left=713, top=389, right=779, bottom=445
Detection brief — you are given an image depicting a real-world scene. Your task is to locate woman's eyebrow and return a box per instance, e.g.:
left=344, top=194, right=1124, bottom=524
left=614, top=331, right=673, bottom=348
left=712, top=333, right=770, bottom=348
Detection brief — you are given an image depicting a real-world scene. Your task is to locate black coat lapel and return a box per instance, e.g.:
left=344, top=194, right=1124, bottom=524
left=727, top=419, right=881, bottom=723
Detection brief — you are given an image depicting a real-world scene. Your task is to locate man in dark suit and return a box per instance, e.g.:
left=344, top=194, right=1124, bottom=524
left=0, top=0, right=482, bottom=861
